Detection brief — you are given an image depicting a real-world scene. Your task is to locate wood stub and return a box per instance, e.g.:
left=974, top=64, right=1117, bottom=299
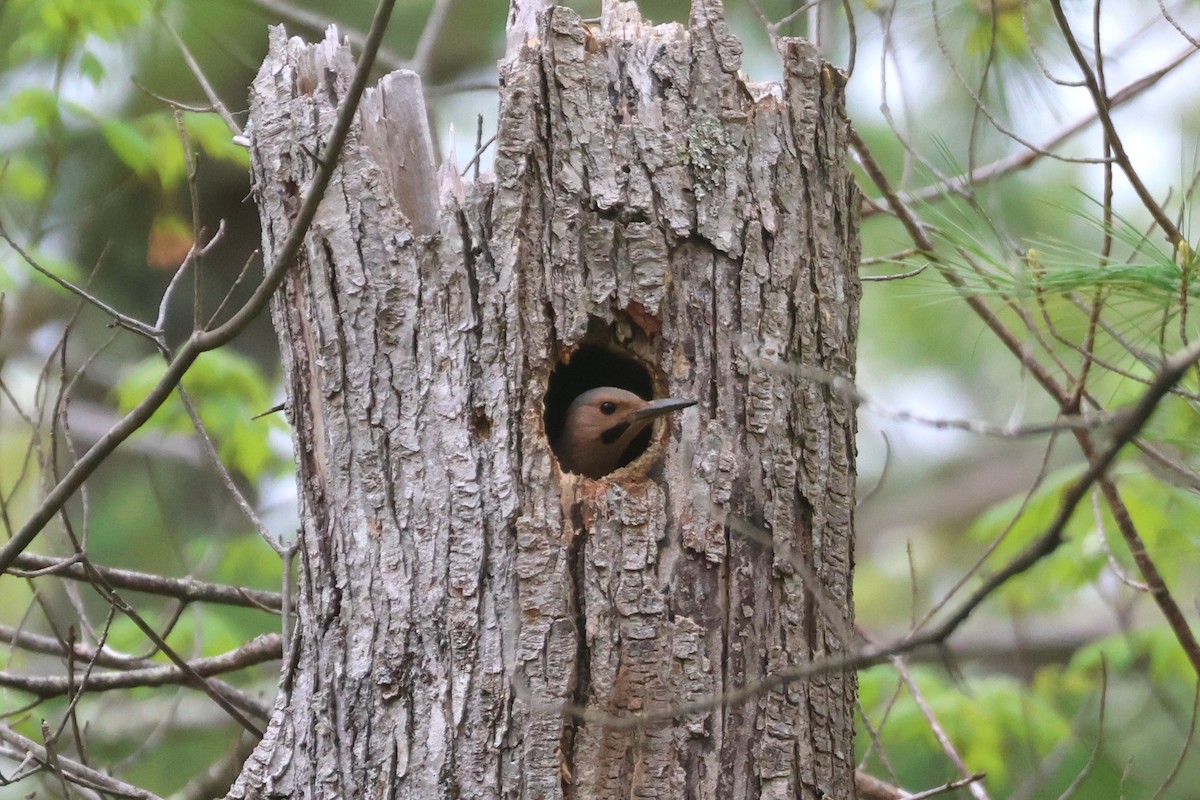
left=359, top=70, right=439, bottom=238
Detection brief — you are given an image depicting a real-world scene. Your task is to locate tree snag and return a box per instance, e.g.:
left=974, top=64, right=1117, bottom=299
left=238, top=1, right=860, bottom=797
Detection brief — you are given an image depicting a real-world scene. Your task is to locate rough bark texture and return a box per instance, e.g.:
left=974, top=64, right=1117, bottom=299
left=237, top=1, right=860, bottom=798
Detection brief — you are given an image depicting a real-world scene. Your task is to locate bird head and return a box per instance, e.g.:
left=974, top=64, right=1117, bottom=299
left=554, top=386, right=696, bottom=479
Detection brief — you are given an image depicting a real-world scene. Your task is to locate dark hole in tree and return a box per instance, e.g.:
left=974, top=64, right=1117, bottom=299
left=544, top=345, right=655, bottom=475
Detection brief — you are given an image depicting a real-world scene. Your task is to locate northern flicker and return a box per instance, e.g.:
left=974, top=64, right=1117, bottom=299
left=554, top=387, right=695, bottom=478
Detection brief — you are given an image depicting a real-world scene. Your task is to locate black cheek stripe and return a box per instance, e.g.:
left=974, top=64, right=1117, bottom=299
left=600, top=421, right=631, bottom=444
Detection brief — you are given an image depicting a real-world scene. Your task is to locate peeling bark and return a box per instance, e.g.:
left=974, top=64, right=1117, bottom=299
left=237, top=1, right=859, bottom=797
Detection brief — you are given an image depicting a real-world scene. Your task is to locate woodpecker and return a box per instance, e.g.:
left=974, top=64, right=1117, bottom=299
left=554, top=387, right=696, bottom=479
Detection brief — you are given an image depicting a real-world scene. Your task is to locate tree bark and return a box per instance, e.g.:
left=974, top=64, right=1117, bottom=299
left=236, top=1, right=860, bottom=797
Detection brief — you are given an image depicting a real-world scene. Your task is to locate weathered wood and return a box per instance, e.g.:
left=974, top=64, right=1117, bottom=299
left=237, top=0, right=859, bottom=796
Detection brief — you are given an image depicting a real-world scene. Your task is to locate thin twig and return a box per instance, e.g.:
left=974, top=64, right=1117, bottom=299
left=1091, top=487, right=1150, bottom=591
left=77, top=570, right=264, bottom=736
left=0, top=635, right=281, bottom=697
left=891, top=656, right=991, bottom=800
left=861, top=264, right=927, bottom=282
left=0, top=223, right=160, bottom=341
left=461, top=132, right=497, bottom=177
left=866, top=44, right=1199, bottom=217
left=930, top=0, right=1107, bottom=168
left=0, top=725, right=165, bottom=800
left=10, top=553, right=283, bottom=612
left=750, top=353, right=1114, bottom=439
left=907, top=774, right=988, bottom=800
left=176, top=386, right=280, bottom=551
left=154, top=9, right=241, bottom=136
left=1155, top=0, right=1200, bottom=49
left=1057, top=662, right=1108, bottom=799
left=1149, top=678, right=1200, bottom=800
left=0, top=0, right=399, bottom=576
left=1048, top=0, right=1182, bottom=247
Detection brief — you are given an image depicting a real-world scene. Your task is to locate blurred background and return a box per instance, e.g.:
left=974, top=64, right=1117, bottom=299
left=2, top=0, right=1199, bottom=796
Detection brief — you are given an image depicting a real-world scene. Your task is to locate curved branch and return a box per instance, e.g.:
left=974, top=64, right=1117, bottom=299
left=863, top=43, right=1200, bottom=218
left=0, top=725, right=165, bottom=800
left=10, top=553, right=282, bottom=611
left=1048, top=0, right=1182, bottom=246
left=0, top=634, right=281, bottom=697
left=0, top=0, right=400, bottom=577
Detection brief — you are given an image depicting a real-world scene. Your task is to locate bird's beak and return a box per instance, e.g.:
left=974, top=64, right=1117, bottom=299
left=629, top=397, right=697, bottom=421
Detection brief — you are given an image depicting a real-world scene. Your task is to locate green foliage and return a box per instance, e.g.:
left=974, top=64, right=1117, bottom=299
left=964, top=5, right=1029, bottom=58
left=964, top=458, right=1200, bottom=611
left=186, top=532, right=283, bottom=595
left=96, top=113, right=157, bottom=178
left=859, top=664, right=1074, bottom=790
left=0, top=0, right=247, bottom=238
left=861, top=639, right=1199, bottom=798
left=103, top=599, right=247, bottom=661
left=3, top=0, right=145, bottom=62
left=114, top=350, right=284, bottom=482
left=184, top=111, right=250, bottom=170
left=82, top=108, right=249, bottom=188
left=1073, top=626, right=1200, bottom=691
left=0, top=154, right=49, bottom=202
left=964, top=466, right=1105, bottom=609
left=2, top=97, right=245, bottom=226
left=78, top=48, right=105, bottom=83
left=0, top=243, right=83, bottom=293
left=1, top=86, right=62, bottom=129
left=915, top=189, right=1178, bottom=307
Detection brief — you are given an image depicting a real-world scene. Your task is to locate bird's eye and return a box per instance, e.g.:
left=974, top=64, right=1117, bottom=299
left=599, top=401, right=617, bottom=415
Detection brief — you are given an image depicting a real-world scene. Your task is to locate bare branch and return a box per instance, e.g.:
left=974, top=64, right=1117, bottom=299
left=411, top=0, right=454, bottom=75
left=177, top=387, right=280, bottom=551
left=1057, top=662, right=1108, bottom=799
left=891, top=656, right=991, bottom=800
left=860, top=263, right=927, bottom=282
left=0, top=0, right=400, bottom=576
left=1048, top=0, right=1182, bottom=246
left=930, top=0, right=1108, bottom=169
left=867, top=44, right=1200, bottom=216
left=0, top=223, right=160, bottom=341
left=10, top=553, right=283, bottom=612
left=0, top=725, right=165, bottom=800
left=749, top=344, right=1114, bottom=439
left=154, top=8, right=242, bottom=136
left=1150, top=678, right=1200, bottom=799
left=1156, top=0, right=1200, bottom=49
left=0, top=634, right=281, bottom=697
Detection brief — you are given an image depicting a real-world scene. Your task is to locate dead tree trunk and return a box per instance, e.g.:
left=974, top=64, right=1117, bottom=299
left=236, top=1, right=860, bottom=798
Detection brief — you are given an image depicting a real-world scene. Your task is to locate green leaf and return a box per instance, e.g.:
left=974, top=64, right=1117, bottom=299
left=1, top=87, right=61, bottom=128
left=114, top=351, right=284, bottom=481
left=184, top=112, right=250, bottom=169
left=964, top=466, right=1106, bottom=610
left=860, top=665, right=1074, bottom=789
left=1070, top=627, right=1195, bottom=688
left=0, top=154, right=49, bottom=203
left=5, top=0, right=145, bottom=60
left=79, top=50, right=106, bottom=84
left=98, top=116, right=154, bottom=177
left=189, top=533, right=282, bottom=593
